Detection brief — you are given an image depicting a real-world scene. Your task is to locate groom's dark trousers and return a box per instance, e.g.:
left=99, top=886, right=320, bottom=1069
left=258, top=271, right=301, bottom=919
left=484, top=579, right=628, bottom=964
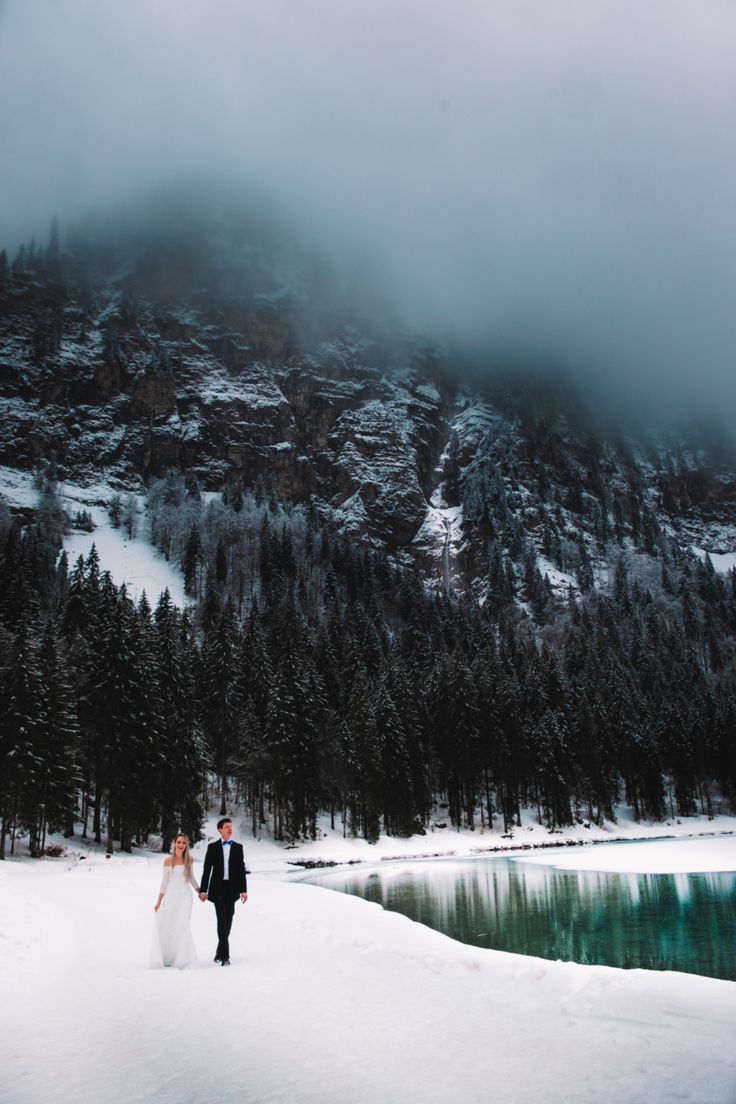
left=213, top=896, right=236, bottom=961
left=200, top=840, right=248, bottom=961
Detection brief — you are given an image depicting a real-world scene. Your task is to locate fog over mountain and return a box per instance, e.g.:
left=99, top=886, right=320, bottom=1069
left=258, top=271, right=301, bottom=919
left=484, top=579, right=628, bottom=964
left=1, top=0, right=735, bottom=410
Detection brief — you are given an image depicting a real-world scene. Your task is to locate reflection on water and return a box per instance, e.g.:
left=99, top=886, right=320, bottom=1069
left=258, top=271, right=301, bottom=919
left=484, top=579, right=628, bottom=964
left=308, top=854, right=736, bottom=980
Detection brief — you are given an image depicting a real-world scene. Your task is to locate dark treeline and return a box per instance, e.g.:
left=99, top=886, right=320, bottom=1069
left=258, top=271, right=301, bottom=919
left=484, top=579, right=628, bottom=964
left=2, top=469, right=736, bottom=857
left=0, top=478, right=204, bottom=858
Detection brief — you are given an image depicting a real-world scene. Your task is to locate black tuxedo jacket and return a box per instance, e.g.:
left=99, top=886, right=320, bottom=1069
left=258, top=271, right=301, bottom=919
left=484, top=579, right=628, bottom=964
left=200, top=840, right=248, bottom=901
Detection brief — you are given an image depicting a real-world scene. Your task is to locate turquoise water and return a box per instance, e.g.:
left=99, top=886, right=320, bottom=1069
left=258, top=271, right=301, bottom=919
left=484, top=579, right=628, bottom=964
left=307, top=846, right=736, bottom=980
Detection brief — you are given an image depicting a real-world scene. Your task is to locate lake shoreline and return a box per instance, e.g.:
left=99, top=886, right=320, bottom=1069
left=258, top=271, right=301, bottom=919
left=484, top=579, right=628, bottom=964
left=302, top=835, right=736, bottom=982
left=283, top=825, right=736, bottom=870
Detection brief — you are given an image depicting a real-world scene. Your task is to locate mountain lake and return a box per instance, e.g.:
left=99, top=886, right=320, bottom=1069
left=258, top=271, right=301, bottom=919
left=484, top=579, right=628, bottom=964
left=305, top=840, right=736, bottom=980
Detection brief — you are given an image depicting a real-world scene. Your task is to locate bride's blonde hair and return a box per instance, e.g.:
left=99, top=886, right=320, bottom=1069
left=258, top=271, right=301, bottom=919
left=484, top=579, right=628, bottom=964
left=172, top=833, right=193, bottom=869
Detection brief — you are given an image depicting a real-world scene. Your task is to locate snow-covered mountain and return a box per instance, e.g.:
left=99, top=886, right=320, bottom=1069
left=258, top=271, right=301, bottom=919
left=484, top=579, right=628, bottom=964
left=1, top=202, right=735, bottom=599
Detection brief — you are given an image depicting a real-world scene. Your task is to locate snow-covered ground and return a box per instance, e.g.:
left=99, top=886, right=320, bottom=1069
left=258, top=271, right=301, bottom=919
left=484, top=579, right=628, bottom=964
left=511, top=833, right=736, bottom=874
left=692, top=547, right=736, bottom=574
left=2, top=815, right=735, bottom=1104
left=0, top=467, right=188, bottom=607
left=63, top=499, right=188, bottom=609
left=0, top=464, right=38, bottom=509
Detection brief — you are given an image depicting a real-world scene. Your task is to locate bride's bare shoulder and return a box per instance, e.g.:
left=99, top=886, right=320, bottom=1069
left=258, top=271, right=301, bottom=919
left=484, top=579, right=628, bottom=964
left=163, top=857, right=173, bottom=867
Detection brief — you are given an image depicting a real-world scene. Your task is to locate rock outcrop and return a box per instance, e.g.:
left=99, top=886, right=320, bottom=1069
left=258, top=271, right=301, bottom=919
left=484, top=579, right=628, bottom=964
left=1, top=224, right=735, bottom=589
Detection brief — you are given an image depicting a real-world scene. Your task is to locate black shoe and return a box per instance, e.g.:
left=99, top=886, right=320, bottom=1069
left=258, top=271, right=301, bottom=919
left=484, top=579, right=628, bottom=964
left=221, top=958, right=230, bottom=966
left=214, top=955, right=221, bottom=963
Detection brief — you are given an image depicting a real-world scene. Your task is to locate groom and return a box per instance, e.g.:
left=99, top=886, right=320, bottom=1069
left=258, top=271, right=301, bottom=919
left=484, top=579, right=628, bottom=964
left=199, top=817, right=248, bottom=966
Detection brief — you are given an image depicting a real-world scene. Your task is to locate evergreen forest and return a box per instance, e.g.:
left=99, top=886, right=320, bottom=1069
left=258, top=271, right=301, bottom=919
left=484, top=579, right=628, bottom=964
left=2, top=465, right=736, bottom=859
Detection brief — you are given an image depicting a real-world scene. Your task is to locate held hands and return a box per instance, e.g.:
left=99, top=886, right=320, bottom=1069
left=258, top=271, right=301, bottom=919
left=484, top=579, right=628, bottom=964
left=196, top=892, right=245, bottom=902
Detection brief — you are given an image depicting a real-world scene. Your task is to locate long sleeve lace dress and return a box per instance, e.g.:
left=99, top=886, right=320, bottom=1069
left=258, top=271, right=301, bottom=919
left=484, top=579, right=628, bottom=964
left=150, top=862, right=200, bottom=969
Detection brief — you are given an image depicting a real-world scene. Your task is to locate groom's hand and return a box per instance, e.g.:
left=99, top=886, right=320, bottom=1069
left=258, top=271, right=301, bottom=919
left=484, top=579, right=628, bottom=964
left=240, top=893, right=248, bottom=903
left=199, top=893, right=208, bottom=902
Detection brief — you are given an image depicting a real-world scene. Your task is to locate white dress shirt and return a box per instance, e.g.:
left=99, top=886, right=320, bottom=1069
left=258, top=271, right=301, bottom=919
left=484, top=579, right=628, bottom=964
left=222, top=839, right=231, bottom=880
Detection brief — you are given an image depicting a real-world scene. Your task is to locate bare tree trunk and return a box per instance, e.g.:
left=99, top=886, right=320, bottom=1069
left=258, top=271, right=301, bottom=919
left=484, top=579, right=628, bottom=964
left=81, top=778, right=88, bottom=839
left=93, top=777, right=102, bottom=844
left=10, top=791, right=19, bottom=855
left=219, top=740, right=228, bottom=815
left=485, top=769, right=493, bottom=829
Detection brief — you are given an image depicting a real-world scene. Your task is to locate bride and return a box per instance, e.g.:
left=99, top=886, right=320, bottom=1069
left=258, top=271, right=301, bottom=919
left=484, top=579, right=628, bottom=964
left=150, top=833, right=200, bottom=969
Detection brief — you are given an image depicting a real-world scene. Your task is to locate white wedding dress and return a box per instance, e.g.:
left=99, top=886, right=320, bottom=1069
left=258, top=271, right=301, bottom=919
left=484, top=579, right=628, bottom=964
left=150, top=863, right=199, bottom=969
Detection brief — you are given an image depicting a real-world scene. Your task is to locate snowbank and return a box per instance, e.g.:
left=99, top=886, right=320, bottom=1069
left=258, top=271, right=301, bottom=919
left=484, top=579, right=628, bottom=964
left=510, top=833, right=736, bottom=874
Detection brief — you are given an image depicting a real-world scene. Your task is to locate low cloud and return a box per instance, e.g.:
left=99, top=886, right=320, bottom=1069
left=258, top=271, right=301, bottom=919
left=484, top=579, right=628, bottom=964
left=1, top=0, right=735, bottom=411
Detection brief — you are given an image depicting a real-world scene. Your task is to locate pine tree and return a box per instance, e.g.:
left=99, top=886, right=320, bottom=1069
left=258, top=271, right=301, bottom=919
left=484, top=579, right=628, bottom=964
left=199, top=602, right=241, bottom=815
left=374, top=683, right=414, bottom=836
left=86, top=582, right=162, bottom=851
left=430, top=654, right=481, bottom=829
left=34, top=618, right=79, bottom=846
left=0, top=616, right=46, bottom=856
left=149, top=594, right=203, bottom=848
left=387, top=657, right=432, bottom=829
left=182, top=525, right=203, bottom=597
left=534, top=708, right=573, bottom=828
left=341, top=671, right=382, bottom=842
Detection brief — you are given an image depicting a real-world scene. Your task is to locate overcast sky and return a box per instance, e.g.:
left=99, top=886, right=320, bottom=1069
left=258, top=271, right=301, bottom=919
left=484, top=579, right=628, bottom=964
left=1, top=0, right=735, bottom=410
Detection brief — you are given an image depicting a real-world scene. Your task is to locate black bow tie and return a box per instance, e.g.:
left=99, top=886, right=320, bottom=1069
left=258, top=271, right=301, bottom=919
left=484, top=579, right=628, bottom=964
left=222, top=840, right=232, bottom=846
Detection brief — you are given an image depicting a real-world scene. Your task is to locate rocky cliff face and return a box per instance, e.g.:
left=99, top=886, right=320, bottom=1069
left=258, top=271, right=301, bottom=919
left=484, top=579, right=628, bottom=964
left=1, top=218, right=735, bottom=593
left=0, top=228, right=456, bottom=557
